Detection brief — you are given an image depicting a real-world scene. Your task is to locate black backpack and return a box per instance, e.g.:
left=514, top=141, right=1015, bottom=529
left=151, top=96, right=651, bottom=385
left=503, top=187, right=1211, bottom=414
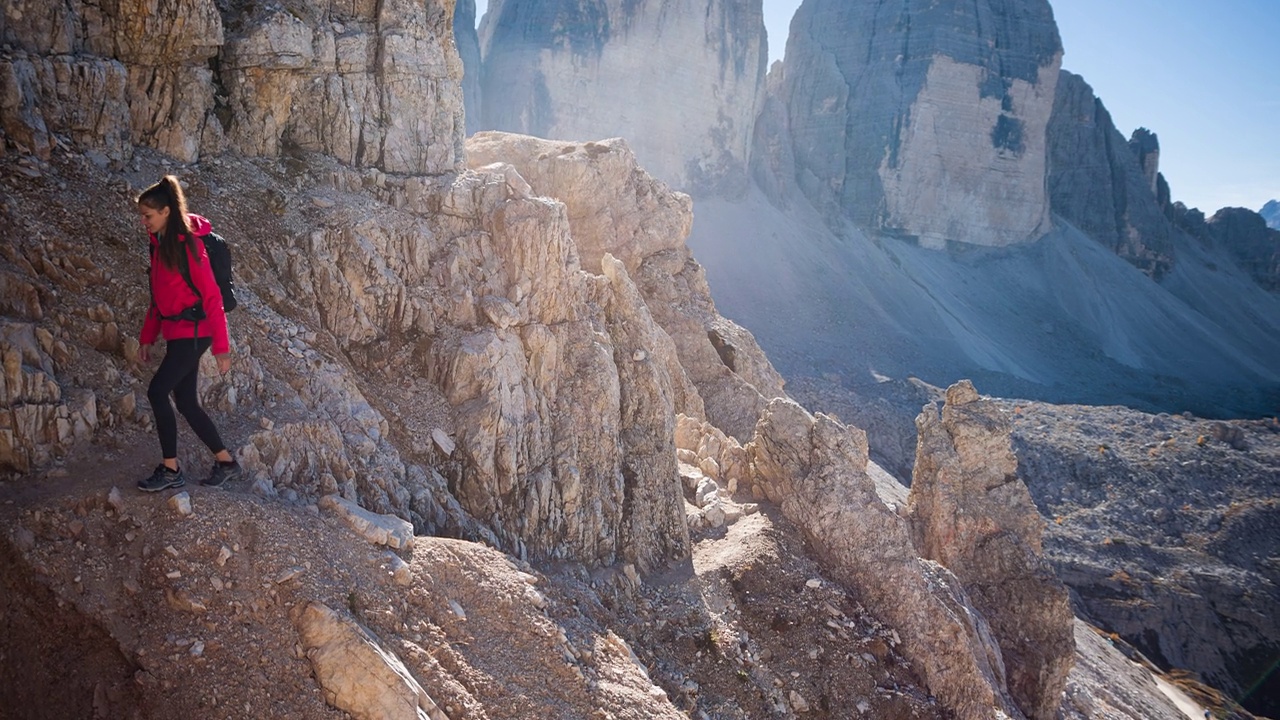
left=150, top=232, right=239, bottom=314
left=201, top=232, right=238, bottom=312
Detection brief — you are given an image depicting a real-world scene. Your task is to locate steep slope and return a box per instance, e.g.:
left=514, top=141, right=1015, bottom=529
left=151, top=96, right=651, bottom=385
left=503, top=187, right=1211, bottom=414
left=477, top=0, right=767, bottom=196
left=688, top=188, right=1280, bottom=419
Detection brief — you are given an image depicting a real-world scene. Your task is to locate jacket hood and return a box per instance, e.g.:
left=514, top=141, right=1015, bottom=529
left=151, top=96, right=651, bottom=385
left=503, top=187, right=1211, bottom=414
left=187, top=213, right=212, bottom=237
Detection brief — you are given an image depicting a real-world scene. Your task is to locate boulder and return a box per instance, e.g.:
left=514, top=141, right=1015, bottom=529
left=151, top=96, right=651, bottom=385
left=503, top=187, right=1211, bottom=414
left=294, top=602, right=449, bottom=720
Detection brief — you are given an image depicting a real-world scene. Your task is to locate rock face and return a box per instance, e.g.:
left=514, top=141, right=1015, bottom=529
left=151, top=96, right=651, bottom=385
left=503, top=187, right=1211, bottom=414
left=746, top=398, right=1023, bottom=720
left=909, top=381, right=1074, bottom=720
left=465, top=132, right=787, bottom=440
left=762, top=0, right=1062, bottom=247
left=454, top=0, right=482, bottom=134
left=1046, top=72, right=1174, bottom=278
left=0, top=0, right=463, bottom=172
left=477, top=0, right=767, bottom=196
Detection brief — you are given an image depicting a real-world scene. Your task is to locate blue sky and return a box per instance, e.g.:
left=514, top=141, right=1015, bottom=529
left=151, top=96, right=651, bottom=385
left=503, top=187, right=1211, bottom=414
left=475, top=0, right=1278, bottom=213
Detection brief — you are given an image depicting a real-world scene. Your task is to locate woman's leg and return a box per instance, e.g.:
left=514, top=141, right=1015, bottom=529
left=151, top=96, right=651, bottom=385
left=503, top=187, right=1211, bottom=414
left=171, top=337, right=228, bottom=454
left=147, top=340, right=204, bottom=462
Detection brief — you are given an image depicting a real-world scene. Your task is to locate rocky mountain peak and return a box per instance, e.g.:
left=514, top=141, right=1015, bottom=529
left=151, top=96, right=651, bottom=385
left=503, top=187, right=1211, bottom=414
left=759, top=0, right=1063, bottom=247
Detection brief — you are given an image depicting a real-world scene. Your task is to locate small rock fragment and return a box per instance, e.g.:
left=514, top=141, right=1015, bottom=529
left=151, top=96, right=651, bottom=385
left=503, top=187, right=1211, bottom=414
left=168, top=492, right=192, bottom=516
left=216, top=545, right=233, bottom=567
left=447, top=599, right=466, bottom=619
left=431, top=428, right=455, bottom=456
left=107, top=487, right=125, bottom=514
left=275, top=566, right=305, bottom=584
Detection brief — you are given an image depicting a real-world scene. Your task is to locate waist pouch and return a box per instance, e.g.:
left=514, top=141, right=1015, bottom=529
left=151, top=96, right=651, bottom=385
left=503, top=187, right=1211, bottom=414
left=159, top=305, right=207, bottom=322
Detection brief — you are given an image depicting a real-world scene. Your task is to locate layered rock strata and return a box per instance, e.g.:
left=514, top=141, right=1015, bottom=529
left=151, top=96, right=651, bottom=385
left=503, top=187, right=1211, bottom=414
left=0, top=0, right=464, bottom=173
left=763, top=0, right=1062, bottom=247
left=909, top=381, right=1074, bottom=720
left=477, top=0, right=767, bottom=196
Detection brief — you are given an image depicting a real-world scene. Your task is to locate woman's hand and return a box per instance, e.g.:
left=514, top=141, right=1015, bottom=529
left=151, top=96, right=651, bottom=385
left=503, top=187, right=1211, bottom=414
left=216, top=353, right=232, bottom=375
left=139, top=343, right=152, bottom=363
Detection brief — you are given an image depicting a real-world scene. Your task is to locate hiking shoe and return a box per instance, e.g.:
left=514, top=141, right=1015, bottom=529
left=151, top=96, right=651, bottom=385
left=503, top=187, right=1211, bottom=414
left=202, top=461, right=243, bottom=488
left=138, top=464, right=185, bottom=492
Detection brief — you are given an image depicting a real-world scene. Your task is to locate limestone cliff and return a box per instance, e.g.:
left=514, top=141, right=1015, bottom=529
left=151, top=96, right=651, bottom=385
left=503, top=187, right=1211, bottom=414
left=477, top=0, right=767, bottom=196
left=761, top=0, right=1062, bottom=247
left=464, top=132, right=787, bottom=440
left=0, top=0, right=465, bottom=174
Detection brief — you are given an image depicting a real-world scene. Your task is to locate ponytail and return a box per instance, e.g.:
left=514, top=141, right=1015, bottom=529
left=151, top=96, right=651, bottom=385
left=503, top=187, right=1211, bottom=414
left=137, top=175, right=192, bottom=270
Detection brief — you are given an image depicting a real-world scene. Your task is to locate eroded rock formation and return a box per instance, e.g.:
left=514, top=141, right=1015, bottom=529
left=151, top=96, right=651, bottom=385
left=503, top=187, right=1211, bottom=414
left=909, top=381, right=1074, bottom=720
left=465, top=132, right=786, bottom=440
left=761, top=0, right=1062, bottom=247
left=746, top=398, right=1023, bottom=720
left=477, top=0, right=767, bottom=196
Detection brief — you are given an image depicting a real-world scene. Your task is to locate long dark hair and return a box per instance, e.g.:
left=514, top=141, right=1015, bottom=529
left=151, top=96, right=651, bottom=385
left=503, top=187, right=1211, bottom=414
left=137, top=175, right=192, bottom=270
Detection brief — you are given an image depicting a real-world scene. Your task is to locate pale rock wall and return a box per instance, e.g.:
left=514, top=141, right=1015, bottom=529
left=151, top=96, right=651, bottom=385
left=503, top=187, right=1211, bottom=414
left=478, top=0, right=767, bottom=196
left=465, top=132, right=787, bottom=440
left=879, top=59, right=1058, bottom=248
left=219, top=0, right=464, bottom=173
left=266, top=165, right=692, bottom=571
left=0, top=0, right=222, bottom=163
left=768, top=0, right=1062, bottom=246
left=909, top=381, right=1074, bottom=720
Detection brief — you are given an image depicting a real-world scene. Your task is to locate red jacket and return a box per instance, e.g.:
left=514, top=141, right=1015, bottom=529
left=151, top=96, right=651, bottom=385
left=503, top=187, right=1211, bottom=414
left=140, top=213, right=230, bottom=355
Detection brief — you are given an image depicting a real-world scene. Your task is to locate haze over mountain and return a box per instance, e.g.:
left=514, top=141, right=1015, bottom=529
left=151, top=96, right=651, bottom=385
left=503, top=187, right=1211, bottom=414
left=471, top=0, right=1280, bottom=420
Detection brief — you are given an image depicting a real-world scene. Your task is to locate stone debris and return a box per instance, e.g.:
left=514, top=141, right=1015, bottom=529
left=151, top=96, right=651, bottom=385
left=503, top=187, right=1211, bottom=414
left=319, top=494, right=415, bottom=552
left=216, top=545, right=233, bottom=567
left=381, top=552, right=413, bottom=587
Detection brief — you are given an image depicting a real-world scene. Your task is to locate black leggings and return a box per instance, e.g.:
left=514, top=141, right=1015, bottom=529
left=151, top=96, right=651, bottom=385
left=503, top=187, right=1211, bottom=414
left=147, top=337, right=226, bottom=460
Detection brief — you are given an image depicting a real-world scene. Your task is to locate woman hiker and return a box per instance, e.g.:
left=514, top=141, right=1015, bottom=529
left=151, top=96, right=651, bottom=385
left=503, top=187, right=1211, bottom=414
left=136, top=175, right=242, bottom=492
